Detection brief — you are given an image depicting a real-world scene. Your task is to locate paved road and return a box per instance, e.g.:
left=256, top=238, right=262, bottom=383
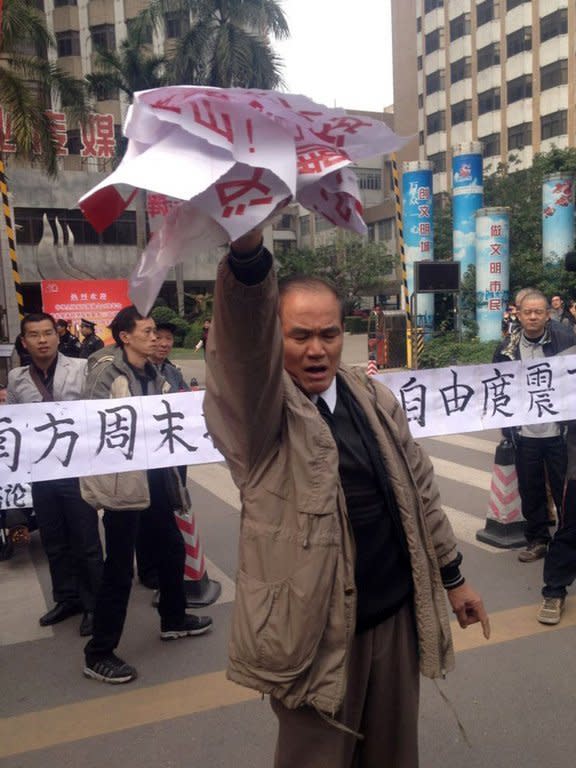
left=2, top=390, right=575, bottom=766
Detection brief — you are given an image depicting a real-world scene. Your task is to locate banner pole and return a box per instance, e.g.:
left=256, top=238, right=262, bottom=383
left=392, top=154, right=412, bottom=368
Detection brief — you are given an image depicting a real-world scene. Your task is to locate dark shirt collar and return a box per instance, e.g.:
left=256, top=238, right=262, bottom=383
left=31, top=355, right=58, bottom=383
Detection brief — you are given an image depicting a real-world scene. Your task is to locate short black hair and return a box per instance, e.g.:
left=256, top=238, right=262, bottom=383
left=56, top=319, right=68, bottom=329
left=109, top=305, right=148, bottom=348
left=21, top=313, right=57, bottom=335
left=155, top=322, right=177, bottom=335
left=278, top=275, right=345, bottom=323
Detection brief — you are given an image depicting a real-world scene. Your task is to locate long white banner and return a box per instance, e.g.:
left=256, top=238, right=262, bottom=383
left=1, top=355, right=574, bottom=510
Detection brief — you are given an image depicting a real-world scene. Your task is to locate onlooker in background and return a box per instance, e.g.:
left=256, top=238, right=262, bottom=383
left=194, top=318, right=211, bottom=358
left=493, top=289, right=574, bottom=562
left=56, top=319, right=82, bottom=357
left=150, top=322, right=188, bottom=392
left=80, top=306, right=211, bottom=685
left=549, top=294, right=572, bottom=326
left=14, top=333, right=32, bottom=367
left=565, top=298, right=576, bottom=330
left=7, top=313, right=103, bottom=636
left=79, top=319, right=104, bottom=359
left=0, top=384, right=7, bottom=404
left=501, top=304, right=519, bottom=336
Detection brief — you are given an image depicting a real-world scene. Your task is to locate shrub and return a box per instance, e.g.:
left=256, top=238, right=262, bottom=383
left=344, top=316, right=368, bottom=334
left=418, top=335, right=498, bottom=369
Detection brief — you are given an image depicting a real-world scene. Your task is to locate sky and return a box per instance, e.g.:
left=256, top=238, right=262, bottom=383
left=272, top=1, right=394, bottom=113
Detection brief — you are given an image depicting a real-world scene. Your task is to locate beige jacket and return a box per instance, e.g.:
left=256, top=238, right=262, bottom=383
left=204, top=258, right=457, bottom=715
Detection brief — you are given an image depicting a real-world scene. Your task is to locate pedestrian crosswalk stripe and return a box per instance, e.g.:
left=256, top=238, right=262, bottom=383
left=427, top=434, right=497, bottom=455
left=188, top=463, right=241, bottom=510
left=429, top=456, right=492, bottom=491
left=443, top=506, right=506, bottom=554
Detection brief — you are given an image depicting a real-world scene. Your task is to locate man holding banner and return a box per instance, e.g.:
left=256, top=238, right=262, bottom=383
left=204, top=229, right=489, bottom=768
left=7, top=313, right=103, bottom=636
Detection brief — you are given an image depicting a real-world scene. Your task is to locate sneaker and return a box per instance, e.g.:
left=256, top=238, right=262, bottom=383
left=160, top=614, right=213, bottom=640
left=537, top=597, right=565, bottom=625
left=83, top=654, right=137, bottom=684
left=518, top=542, right=548, bottom=562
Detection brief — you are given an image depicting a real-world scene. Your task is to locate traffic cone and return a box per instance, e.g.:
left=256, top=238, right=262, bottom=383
left=174, top=508, right=222, bottom=607
left=366, top=356, right=378, bottom=377
left=476, top=440, right=526, bottom=548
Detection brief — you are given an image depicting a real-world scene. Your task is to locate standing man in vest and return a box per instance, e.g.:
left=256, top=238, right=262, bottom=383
left=79, top=319, right=104, bottom=359
left=7, top=313, right=103, bottom=636
left=204, top=230, right=490, bottom=768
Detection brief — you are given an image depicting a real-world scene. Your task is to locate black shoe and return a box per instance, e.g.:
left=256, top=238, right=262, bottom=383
left=39, top=601, right=83, bottom=627
left=79, top=612, right=94, bottom=637
left=83, top=654, right=137, bottom=684
left=160, top=614, right=213, bottom=640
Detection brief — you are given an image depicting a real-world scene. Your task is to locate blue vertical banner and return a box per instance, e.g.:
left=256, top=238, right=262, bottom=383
left=475, top=207, right=510, bottom=342
left=452, top=142, right=483, bottom=282
left=402, top=161, right=434, bottom=332
left=542, top=173, right=574, bottom=265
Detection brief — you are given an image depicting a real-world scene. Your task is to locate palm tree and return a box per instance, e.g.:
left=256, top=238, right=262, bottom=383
left=0, top=0, right=89, bottom=177
left=140, top=0, right=289, bottom=89
left=86, top=29, right=169, bottom=254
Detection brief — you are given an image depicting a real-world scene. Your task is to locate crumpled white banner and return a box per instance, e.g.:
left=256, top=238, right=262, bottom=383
left=78, top=86, right=410, bottom=312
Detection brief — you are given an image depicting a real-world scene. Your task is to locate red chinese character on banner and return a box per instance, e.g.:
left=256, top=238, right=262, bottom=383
left=81, top=114, right=116, bottom=158
left=420, top=240, right=431, bottom=253
left=0, top=108, right=16, bottom=153
left=489, top=262, right=502, bottom=274
left=490, top=243, right=502, bottom=256
left=489, top=280, right=502, bottom=292
left=47, top=111, right=69, bottom=156
left=418, top=222, right=431, bottom=235
left=311, top=116, right=372, bottom=148
left=490, top=224, right=502, bottom=237
left=215, top=168, right=273, bottom=217
left=418, top=205, right=430, bottom=218
left=192, top=99, right=234, bottom=144
left=147, top=194, right=177, bottom=218
left=418, top=187, right=430, bottom=200
left=297, top=144, right=348, bottom=175
left=489, top=299, right=502, bottom=311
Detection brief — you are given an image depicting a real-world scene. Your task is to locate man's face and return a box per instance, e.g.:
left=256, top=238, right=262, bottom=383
left=519, top=298, right=548, bottom=337
left=80, top=324, right=92, bottom=338
left=551, top=296, right=563, bottom=310
left=151, top=329, right=174, bottom=363
left=0, top=388, right=7, bottom=404
left=120, top=318, right=157, bottom=364
left=22, top=320, right=59, bottom=364
left=56, top=325, right=66, bottom=337
left=280, top=288, right=343, bottom=395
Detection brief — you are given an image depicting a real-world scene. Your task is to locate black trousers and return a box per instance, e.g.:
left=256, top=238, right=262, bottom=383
left=85, top=470, right=186, bottom=662
left=515, top=435, right=567, bottom=543
left=31, top=478, right=103, bottom=610
left=543, top=478, right=576, bottom=598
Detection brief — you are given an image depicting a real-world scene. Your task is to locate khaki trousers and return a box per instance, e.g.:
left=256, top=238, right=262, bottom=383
left=271, top=602, right=419, bottom=768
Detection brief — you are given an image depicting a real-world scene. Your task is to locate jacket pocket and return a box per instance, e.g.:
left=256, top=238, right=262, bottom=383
left=230, top=546, right=338, bottom=677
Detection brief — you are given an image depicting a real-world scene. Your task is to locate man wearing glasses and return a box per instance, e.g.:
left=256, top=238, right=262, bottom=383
left=7, top=313, right=103, bottom=636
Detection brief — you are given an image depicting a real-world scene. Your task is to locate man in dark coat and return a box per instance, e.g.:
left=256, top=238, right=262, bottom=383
left=79, top=319, right=104, bottom=358
left=56, top=319, right=82, bottom=357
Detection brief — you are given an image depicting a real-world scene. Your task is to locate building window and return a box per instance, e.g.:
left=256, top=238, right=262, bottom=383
left=477, top=41, right=500, bottom=71
left=417, top=17, right=422, bottom=32
left=300, top=215, right=310, bottom=237
left=508, top=122, right=532, bottom=150
left=425, top=27, right=444, bottom=54
left=480, top=133, right=501, bottom=157
left=419, top=130, right=425, bottom=145
left=478, top=87, right=501, bottom=115
left=507, top=74, right=532, bottom=104
left=376, top=219, right=394, bottom=241
left=417, top=55, right=423, bottom=71
left=506, top=27, right=532, bottom=57
left=355, top=168, right=382, bottom=191
left=165, top=10, right=189, bottom=38
left=426, top=69, right=445, bottom=95
left=418, top=93, right=424, bottom=108
left=450, top=13, right=471, bottom=41
left=451, top=56, right=471, bottom=83
left=91, top=24, right=116, bottom=52
left=424, top=0, right=444, bottom=12
left=540, top=9, right=568, bottom=44
left=92, top=82, right=119, bottom=101
left=477, top=0, right=499, bottom=27
left=54, top=0, right=77, bottom=6
left=541, top=110, right=568, bottom=140
left=66, top=129, right=81, bottom=155
left=506, top=0, right=525, bottom=9
left=428, top=151, right=446, bottom=173
left=56, top=30, right=80, bottom=57
left=540, top=60, right=568, bottom=91
left=426, top=110, right=446, bottom=134
left=451, top=100, right=472, bottom=125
